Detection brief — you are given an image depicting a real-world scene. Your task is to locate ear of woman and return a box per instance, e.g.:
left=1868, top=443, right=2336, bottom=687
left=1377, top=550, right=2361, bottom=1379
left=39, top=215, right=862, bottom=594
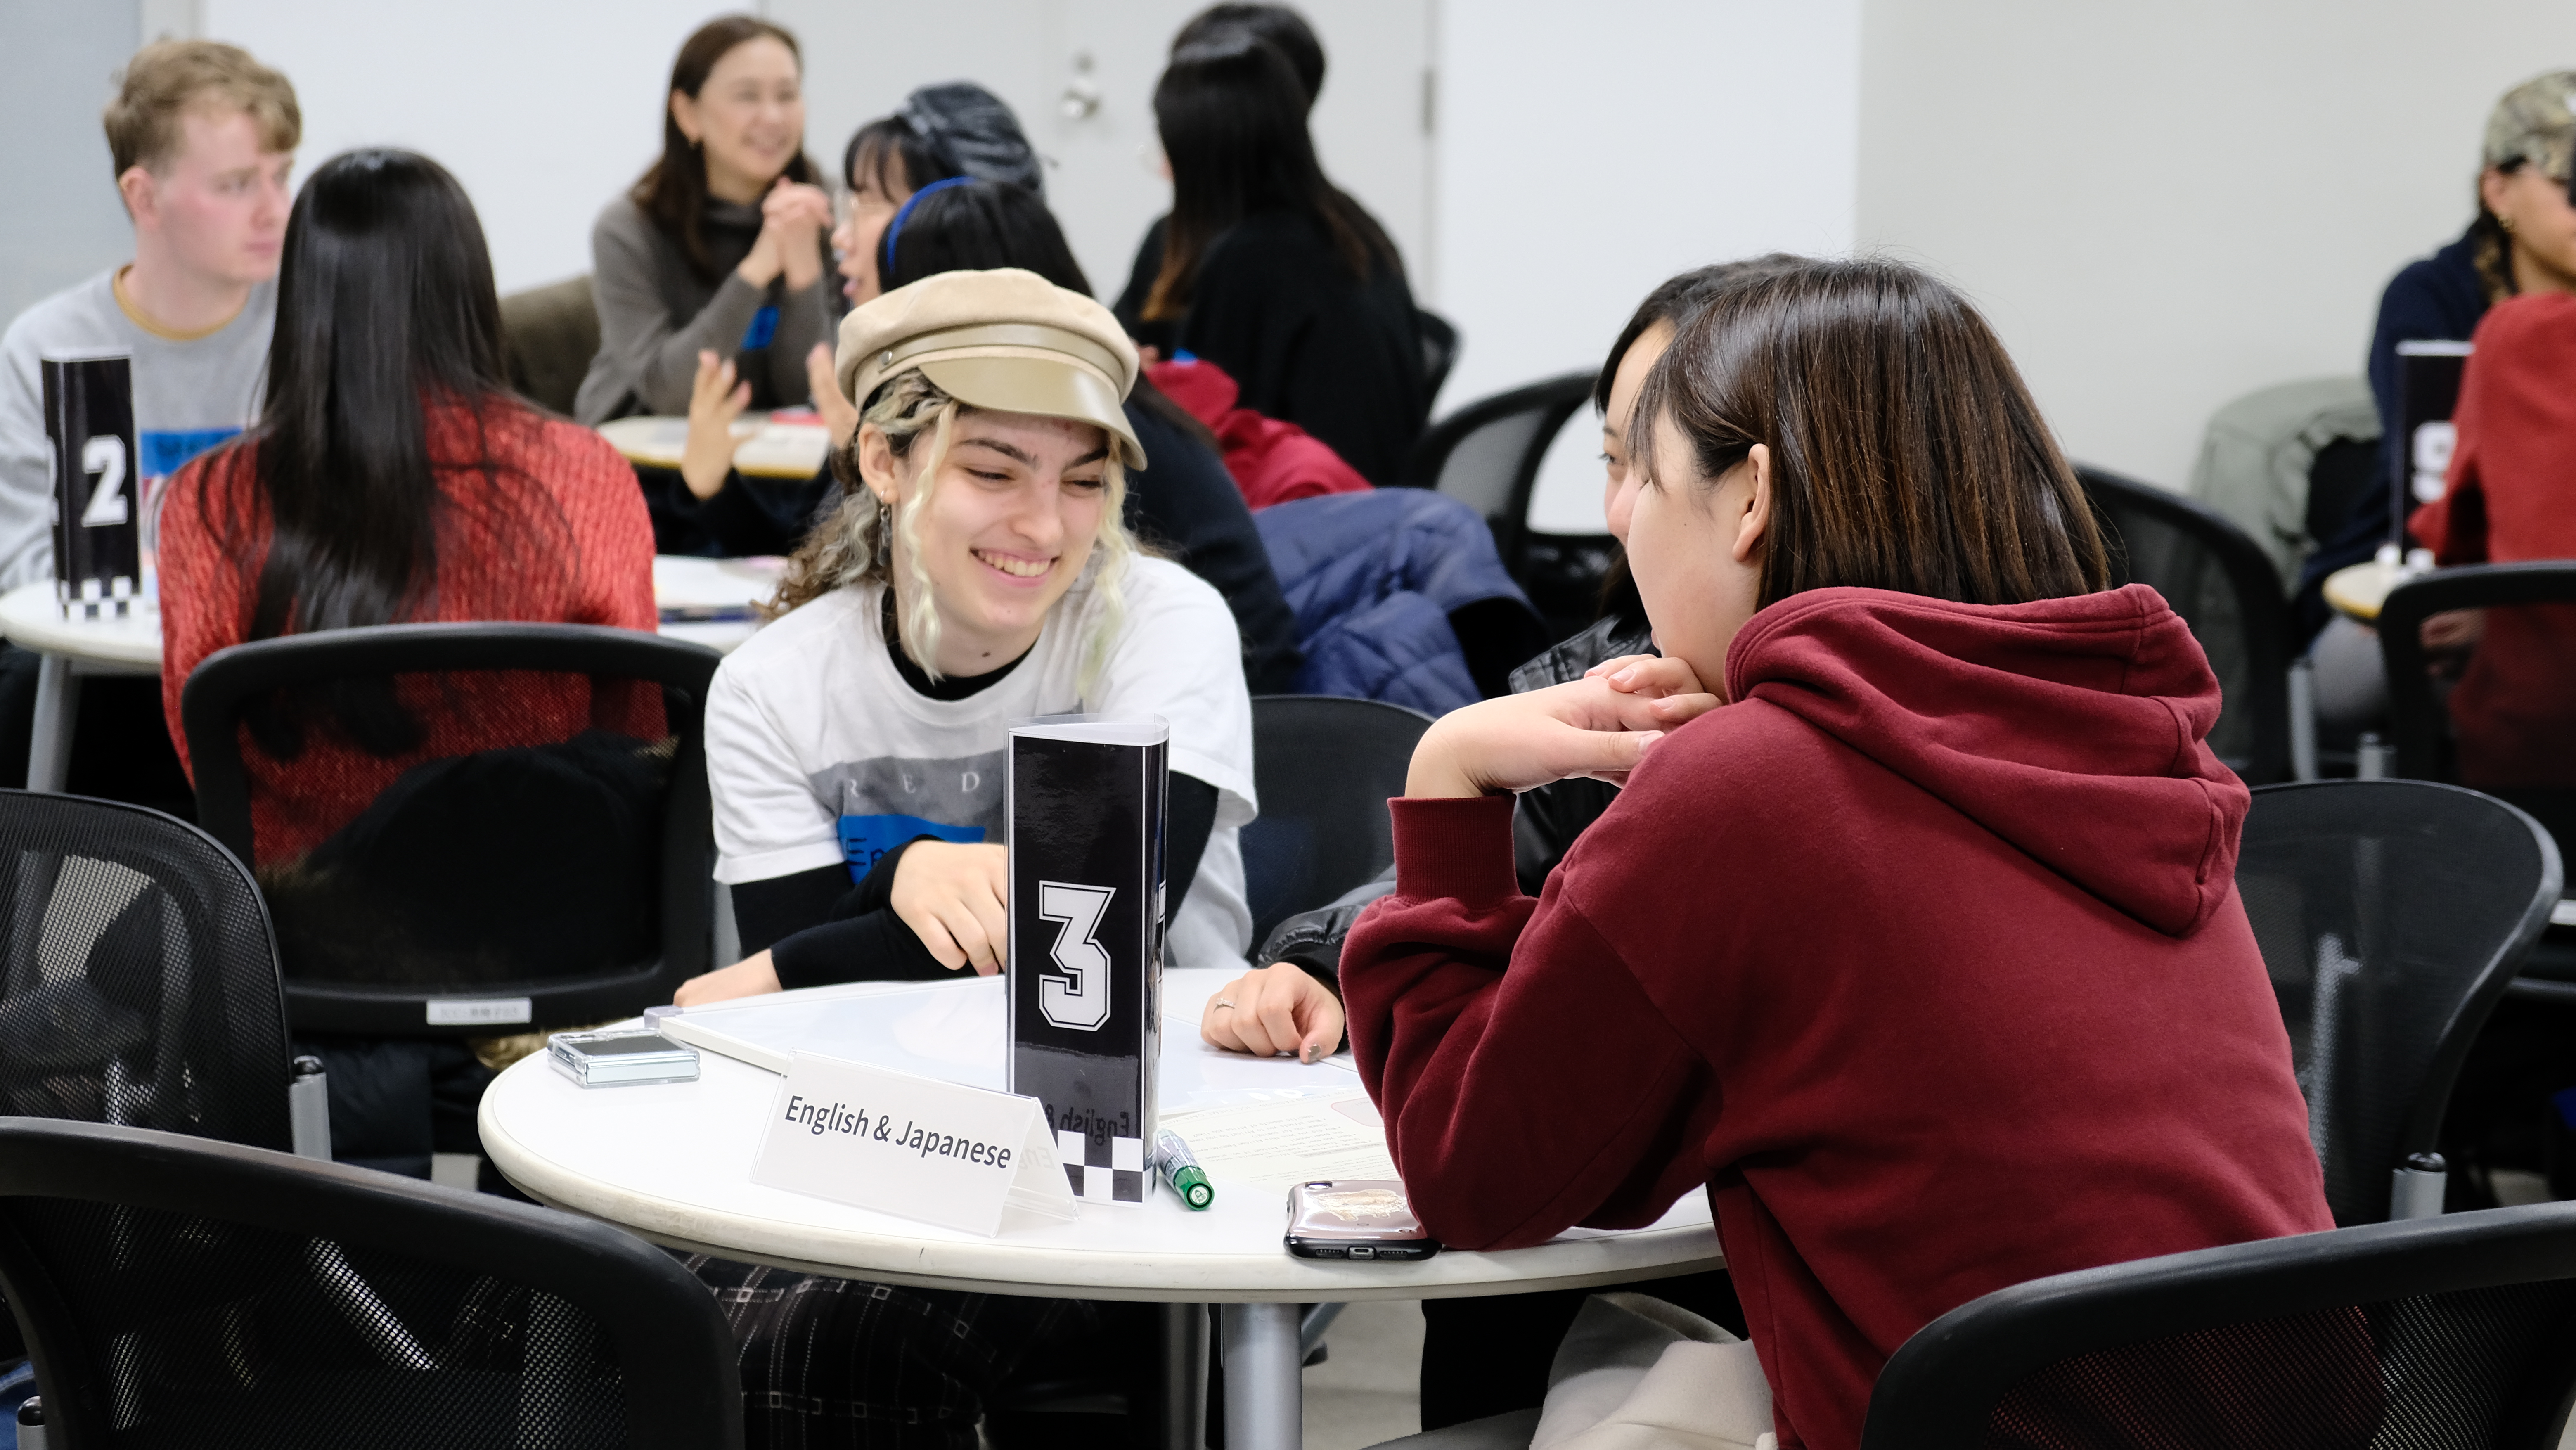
left=1625, top=432, right=1771, bottom=698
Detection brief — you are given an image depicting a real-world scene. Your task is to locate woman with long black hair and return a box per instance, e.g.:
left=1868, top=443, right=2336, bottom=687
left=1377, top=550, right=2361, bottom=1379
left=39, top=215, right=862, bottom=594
left=575, top=13, right=833, bottom=422
left=1113, top=31, right=1426, bottom=484
left=159, top=146, right=656, bottom=867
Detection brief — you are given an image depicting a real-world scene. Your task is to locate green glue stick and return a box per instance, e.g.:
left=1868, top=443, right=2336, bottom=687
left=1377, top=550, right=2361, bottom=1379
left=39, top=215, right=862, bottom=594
left=1155, top=1128, right=1214, bottom=1210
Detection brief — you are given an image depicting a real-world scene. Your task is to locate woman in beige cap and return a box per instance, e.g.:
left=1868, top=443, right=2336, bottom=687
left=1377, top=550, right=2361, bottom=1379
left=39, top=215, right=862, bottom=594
left=667, top=265, right=1258, bottom=1445
left=677, top=267, right=1257, bottom=1009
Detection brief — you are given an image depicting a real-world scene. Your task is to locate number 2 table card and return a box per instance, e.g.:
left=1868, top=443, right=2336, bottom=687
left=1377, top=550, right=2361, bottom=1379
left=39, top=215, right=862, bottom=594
left=751, top=1052, right=1077, bottom=1237
left=40, top=352, right=140, bottom=617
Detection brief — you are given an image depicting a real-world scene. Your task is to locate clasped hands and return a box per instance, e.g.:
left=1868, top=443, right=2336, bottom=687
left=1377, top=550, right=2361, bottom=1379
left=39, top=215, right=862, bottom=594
left=1401, top=652, right=1720, bottom=798
left=1198, top=652, right=1724, bottom=1060
left=734, top=177, right=833, bottom=292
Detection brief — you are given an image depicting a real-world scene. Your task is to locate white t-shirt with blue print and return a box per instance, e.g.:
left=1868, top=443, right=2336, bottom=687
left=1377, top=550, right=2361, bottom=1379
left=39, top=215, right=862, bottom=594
left=706, top=557, right=1259, bottom=968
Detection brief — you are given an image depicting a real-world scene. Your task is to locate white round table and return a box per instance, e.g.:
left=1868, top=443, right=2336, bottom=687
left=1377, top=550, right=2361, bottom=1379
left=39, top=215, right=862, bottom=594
left=480, top=969, right=1724, bottom=1450
left=0, top=556, right=780, bottom=793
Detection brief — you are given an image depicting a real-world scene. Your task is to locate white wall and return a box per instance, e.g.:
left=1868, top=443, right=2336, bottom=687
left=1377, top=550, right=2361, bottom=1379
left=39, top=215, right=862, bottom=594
left=0, top=0, right=142, bottom=322
left=1857, top=0, right=2576, bottom=490
left=774, top=0, right=1432, bottom=320
left=1435, top=0, right=1862, bottom=531
left=200, top=0, right=736, bottom=294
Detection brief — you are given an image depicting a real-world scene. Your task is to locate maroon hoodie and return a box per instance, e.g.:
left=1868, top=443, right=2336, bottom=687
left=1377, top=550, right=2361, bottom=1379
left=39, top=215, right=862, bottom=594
left=1342, top=584, right=2331, bottom=1450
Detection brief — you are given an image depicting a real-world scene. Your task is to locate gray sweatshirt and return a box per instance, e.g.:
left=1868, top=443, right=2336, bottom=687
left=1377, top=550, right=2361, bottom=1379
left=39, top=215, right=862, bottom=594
left=0, top=269, right=275, bottom=592
left=574, top=194, right=833, bottom=424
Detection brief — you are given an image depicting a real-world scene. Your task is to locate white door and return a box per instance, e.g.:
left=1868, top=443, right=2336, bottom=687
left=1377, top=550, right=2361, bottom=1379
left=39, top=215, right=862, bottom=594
left=773, top=0, right=1434, bottom=309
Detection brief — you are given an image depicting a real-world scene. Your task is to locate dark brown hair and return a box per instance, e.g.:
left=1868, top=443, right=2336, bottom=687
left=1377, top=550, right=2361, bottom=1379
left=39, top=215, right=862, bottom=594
left=1143, top=33, right=1392, bottom=321
left=630, top=15, right=817, bottom=281
left=2472, top=161, right=2526, bottom=304
left=1634, top=257, right=2109, bottom=610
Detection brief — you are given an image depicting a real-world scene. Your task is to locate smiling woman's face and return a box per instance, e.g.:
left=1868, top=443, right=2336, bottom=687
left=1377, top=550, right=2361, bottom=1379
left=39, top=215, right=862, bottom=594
left=860, top=408, right=1110, bottom=674
left=673, top=36, right=805, bottom=202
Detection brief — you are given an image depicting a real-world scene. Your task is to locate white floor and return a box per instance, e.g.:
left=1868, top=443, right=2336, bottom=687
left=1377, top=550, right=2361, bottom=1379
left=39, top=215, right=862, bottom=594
left=1303, top=1300, right=1425, bottom=1450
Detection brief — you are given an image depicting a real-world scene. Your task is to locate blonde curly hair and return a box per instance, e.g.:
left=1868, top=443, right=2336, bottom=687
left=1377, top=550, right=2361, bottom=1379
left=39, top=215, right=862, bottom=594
left=771, top=368, right=1137, bottom=692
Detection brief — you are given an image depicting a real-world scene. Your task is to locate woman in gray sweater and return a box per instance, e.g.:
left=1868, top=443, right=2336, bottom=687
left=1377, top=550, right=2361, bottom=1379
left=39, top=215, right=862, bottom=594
left=574, top=15, right=833, bottom=423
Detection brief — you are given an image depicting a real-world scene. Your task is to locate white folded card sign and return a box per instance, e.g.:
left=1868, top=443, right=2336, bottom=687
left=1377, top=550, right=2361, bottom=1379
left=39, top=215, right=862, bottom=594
left=750, top=1051, right=1078, bottom=1236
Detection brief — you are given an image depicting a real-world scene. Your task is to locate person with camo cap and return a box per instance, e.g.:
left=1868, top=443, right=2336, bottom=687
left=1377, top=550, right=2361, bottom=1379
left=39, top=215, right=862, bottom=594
left=2301, top=71, right=2576, bottom=733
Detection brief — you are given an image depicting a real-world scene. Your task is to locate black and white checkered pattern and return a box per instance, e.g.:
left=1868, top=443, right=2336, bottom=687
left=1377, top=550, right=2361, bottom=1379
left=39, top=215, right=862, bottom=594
left=1058, top=1130, right=1145, bottom=1204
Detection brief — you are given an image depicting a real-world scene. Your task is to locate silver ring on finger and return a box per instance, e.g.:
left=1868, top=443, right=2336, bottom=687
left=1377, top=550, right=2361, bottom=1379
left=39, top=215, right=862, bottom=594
left=1214, top=999, right=1236, bottom=1009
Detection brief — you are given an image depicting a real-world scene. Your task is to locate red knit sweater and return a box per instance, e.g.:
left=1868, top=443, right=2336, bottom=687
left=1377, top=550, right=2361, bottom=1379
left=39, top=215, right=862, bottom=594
left=2409, top=291, right=2576, bottom=788
left=1342, top=584, right=2330, bottom=1450
left=159, top=400, right=659, bottom=863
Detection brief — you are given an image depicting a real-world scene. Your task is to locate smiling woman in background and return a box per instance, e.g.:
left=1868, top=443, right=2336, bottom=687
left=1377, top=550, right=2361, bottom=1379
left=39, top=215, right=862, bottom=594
left=575, top=13, right=833, bottom=422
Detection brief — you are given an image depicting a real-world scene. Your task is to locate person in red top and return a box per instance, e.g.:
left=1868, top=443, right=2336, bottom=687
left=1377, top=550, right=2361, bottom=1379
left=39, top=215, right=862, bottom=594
left=1340, top=259, right=2333, bottom=1450
left=159, top=147, right=658, bottom=864
left=2406, top=290, right=2576, bottom=789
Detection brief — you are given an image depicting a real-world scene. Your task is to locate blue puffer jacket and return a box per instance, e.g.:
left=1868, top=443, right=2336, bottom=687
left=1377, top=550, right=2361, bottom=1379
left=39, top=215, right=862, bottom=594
left=1253, top=489, right=1534, bottom=717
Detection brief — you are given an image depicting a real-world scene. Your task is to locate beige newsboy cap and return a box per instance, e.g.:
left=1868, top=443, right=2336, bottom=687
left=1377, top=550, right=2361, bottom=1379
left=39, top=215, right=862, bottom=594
left=835, top=268, right=1145, bottom=469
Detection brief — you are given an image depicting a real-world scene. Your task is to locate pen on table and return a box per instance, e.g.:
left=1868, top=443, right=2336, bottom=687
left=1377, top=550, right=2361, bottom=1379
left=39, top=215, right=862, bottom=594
left=1155, top=1128, right=1213, bottom=1210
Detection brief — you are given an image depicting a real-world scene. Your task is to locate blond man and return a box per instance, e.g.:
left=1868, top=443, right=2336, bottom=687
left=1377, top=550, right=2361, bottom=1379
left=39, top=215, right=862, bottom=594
left=0, top=40, right=298, bottom=591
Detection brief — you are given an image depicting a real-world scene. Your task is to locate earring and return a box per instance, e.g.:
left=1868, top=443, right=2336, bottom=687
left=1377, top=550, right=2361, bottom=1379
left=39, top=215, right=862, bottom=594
left=2502, top=214, right=2517, bottom=232
left=874, top=494, right=893, bottom=569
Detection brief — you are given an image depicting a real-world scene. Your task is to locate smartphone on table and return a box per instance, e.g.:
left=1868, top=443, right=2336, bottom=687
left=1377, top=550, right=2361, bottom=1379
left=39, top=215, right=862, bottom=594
left=1283, top=1179, right=1442, bottom=1261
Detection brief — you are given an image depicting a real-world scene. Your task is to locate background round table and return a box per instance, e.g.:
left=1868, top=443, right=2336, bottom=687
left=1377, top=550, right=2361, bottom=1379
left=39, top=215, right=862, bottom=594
left=480, top=969, right=1724, bottom=1450
left=2322, top=558, right=2405, bottom=623
left=0, top=556, right=778, bottom=793
left=597, top=414, right=832, bottom=479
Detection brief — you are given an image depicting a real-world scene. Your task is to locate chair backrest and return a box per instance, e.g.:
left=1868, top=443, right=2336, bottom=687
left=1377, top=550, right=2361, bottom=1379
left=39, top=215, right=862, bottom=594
left=499, top=275, right=601, bottom=418
left=1861, top=1200, right=2576, bottom=1450
left=1239, top=695, right=1431, bottom=945
left=2378, top=562, right=2576, bottom=875
left=180, top=624, right=723, bottom=1039
left=1397, top=371, right=1595, bottom=574
left=1415, top=308, right=1461, bottom=405
left=2079, top=466, right=2294, bottom=784
left=0, top=791, right=292, bottom=1152
left=2239, top=780, right=2561, bottom=1225
left=0, top=1116, right=741, bottom=1449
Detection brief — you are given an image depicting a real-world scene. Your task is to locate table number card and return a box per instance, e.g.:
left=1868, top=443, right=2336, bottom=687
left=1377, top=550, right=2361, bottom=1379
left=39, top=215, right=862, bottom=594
left=41, top=352, right=140, bottom=617
left=1007, top=715, right=1167, bottom=1207
left=751, top=1052, right=1077, bottom=1237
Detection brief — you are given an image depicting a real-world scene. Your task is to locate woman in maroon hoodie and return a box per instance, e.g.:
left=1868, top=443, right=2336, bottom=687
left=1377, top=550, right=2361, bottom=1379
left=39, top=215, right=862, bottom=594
left=1340, top=259, right=2334, bottom=1450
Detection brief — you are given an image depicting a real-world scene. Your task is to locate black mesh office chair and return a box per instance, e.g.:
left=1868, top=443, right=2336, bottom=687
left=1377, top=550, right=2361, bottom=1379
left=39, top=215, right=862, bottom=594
left=2378, top=562, right=2576, bottom=858
left=2079, top=467, right=2295, bottom=784
left=1861, top=1200, right=2576, bottom=1450
left=2379, top=562, right=2576, bottom=992
left=1238, top=696, right=1432, bottom=945
left=0, top=790, right=305, bottom=1151
left=0, top=1116, right=741, bottom=1448
left=181, top=624, right=722, bottom=1038
left=2239, top=781, right=2561, bottom=1225
left=1399, top=372, right=1603, bottom=636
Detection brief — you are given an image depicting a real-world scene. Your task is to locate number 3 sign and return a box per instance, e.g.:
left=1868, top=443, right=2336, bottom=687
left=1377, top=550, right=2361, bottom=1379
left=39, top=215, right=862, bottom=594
left=1037, top=880, right=1116, bottom=1031
left=40, top=353, right=142, bottom=616
left=1007, top=716, right=1171, bottom=1205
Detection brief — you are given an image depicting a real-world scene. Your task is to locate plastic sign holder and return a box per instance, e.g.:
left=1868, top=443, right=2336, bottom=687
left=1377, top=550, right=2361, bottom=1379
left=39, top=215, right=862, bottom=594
left=751, top=1052, right=1076, bottom=1236
left=1006, top=714, right=1169, bottom=1206
left=41, top=352, right=141, bottom=618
